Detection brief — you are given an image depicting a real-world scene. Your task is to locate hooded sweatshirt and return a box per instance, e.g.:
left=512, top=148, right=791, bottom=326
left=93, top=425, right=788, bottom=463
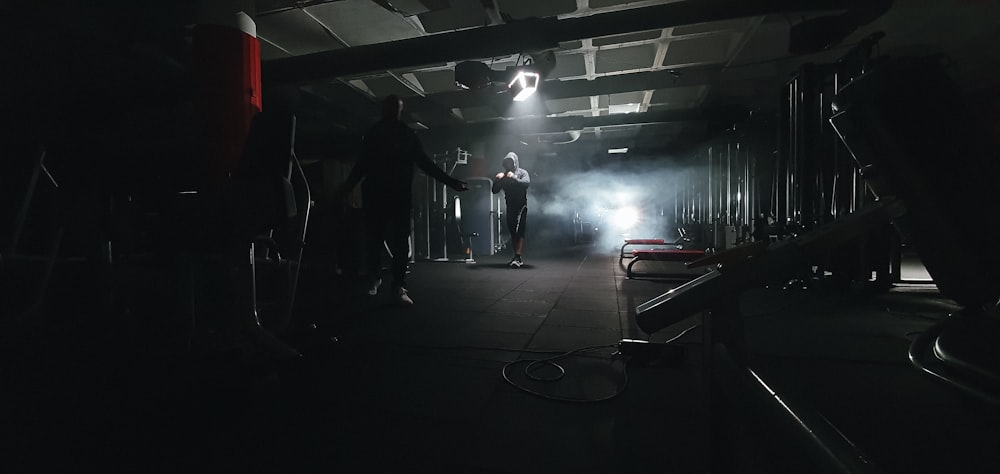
left=491, top=152, right=530, bottom=208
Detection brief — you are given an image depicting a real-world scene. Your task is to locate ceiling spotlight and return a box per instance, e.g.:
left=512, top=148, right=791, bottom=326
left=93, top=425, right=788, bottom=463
left=608, top=147, right=629, bottom=154
left=455, top=60, right=494, bottom=90
left=508, top=70, right=539, bottom=101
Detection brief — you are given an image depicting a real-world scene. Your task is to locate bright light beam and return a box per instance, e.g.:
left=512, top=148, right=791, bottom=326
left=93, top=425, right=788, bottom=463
left=613, top=206, right=640, bottom=229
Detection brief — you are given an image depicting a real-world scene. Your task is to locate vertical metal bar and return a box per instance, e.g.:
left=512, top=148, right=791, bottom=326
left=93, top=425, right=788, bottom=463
left=772, top=152, right=779, bottom=225
left=727, top=141, right=733, bottom=226
left=442, top=182, right=448, bottom=259
left=250, top=242, right=261, bottom=327
left=10, top=147, right=47, bottom=254
left=699, top=191, right=704, bottom=224
left=785, top=82, right=792, bottom=226
left=743, top=142, right=751, bottom=232
left=817, top=87, right=825, bottom=226
left=287, top=145, right=312, bottom=320
left=790, top=77, right=798, bottom=226
left=426, top=175, right=432, bottom=258
left=689, top=169, right=694, bottom=224
left=707, top=146, right=713, bottom=225
left=674, top=185, right=679, bottom=228
left=682, top=171, right=688, bottom=225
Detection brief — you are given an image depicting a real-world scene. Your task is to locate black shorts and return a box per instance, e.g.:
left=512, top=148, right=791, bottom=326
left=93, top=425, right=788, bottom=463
left=507, top=205, right=527, bottom=239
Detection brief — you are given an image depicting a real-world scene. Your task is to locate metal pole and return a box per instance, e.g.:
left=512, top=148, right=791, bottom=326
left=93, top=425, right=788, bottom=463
left=426, top=174, right=433, bottom=258
left=727, top=141, right=733, bottom=226
left=707, top=146, right=713, bottom=225
left=10, top=147, right=47, bottom=254
left=790, top=78, right=798, bottom=226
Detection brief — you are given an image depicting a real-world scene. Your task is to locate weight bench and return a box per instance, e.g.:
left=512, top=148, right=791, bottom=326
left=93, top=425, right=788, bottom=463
left=620, top=239, right=674, bottom=265
left=626, top=249, right=707, bottom=279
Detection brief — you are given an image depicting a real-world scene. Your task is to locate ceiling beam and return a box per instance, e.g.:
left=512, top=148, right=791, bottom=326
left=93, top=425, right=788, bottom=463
left=262, top=0, right=862, bottom=87
left=406, top=67, right=722, bottom=112
left=418, top=106, right=746, bottom=143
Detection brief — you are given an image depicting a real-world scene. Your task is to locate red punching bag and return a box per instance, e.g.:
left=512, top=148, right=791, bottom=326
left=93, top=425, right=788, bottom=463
left=193, top=7, right=261, bottom=185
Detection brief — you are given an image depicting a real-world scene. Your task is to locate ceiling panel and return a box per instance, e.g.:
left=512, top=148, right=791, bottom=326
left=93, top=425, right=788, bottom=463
left=593, top=30, right=662, bottom=47
left=412, top=69, right=460, bottom=94
left=256, top=0, right=345, bottom=15
left=255, top=9, right=342, bottom=55
left=364, top=76, right=419, bottom=98
left=306, top=0, right=424, bottom=46
left=595, top=44, right=657, bottom=73
left=596, top=91, right=645, bottom=108
left=547, top=53, right=588, bottom=79
left=661, top=34, right=735, bottom=66
left=545, top=97, right=592, bottom=114
left=259, top=39, right=292, bottom=60
left=418, top=1, right=486, bottom=33
left=609, top=91, right=646, bottom=105
left=498, top=0, right=577, bottom=19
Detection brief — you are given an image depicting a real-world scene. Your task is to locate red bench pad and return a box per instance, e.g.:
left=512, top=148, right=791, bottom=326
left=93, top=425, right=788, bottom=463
left=631, top=249, right=705, bottom=262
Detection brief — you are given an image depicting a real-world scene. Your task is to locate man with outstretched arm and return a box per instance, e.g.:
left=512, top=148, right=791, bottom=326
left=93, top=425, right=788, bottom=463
left=340, top=95, right=468, bottom=306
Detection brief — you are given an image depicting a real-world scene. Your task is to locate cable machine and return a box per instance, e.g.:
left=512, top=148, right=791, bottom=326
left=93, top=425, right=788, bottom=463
left=420, top=147, right=469, bottom=261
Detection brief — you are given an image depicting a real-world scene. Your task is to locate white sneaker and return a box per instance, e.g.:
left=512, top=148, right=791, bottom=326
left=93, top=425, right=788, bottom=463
left=368, top=278, right=382, bottom=296
left=394, top=286, right=414, bottom=307
left=509, top=259, right=523, bottom=269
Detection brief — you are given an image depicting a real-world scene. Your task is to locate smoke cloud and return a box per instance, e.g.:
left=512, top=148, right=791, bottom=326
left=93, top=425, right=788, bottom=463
left=522, top=155, right=704, bottom=254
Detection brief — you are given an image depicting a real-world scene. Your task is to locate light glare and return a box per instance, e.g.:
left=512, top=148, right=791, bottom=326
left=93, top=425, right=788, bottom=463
left=613, top=206, right=640, bottom=229
left=509, top=71, right=539, bottom=101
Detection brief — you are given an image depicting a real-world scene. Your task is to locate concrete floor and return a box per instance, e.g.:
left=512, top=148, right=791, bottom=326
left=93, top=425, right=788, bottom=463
left=4, top=246, right=999, bottom=472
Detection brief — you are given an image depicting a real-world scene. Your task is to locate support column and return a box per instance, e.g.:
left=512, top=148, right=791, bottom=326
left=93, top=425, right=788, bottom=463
left=193, top=1, right=261, bottom=185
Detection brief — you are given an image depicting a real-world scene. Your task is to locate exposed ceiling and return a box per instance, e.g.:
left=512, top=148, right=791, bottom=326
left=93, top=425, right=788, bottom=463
left=4, top=0, right=999, bottom=159
left=251, top=0, right=843, bottom=153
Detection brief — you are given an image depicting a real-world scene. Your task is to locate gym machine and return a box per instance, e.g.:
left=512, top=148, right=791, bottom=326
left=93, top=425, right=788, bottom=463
left=112, top=112, right=311, bottom=359
left=635, top=45, right=1000, bottom=471
left=419, top=147, right=496, bottom=262
left=1, top=144, right=116, bottom=324
left=671, top=119, right=768, bottom=253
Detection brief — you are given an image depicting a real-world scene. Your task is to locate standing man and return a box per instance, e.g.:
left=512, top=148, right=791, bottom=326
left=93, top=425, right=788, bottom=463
left=341, top=95, right=468, bottom=306
left=492, top=152, right=530, bottom=268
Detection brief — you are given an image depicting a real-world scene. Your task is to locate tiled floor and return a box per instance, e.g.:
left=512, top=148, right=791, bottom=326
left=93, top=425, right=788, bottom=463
left=306, top=249, right=707, bottom=472
left=5, top=246, right=1000, bottom=472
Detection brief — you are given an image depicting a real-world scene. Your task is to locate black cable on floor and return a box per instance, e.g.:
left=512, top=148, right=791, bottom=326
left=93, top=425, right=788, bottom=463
left=501, top=344, right=628, bottom=403
left=333, top=327, right=701, bottom=403
left=499, top=326, right=702, bottom=403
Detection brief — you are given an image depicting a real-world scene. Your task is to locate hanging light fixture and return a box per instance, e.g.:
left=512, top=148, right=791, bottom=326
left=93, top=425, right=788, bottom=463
left=508, top=70, right=539, bottom=101
left=455, top=61, right=494, bottom=90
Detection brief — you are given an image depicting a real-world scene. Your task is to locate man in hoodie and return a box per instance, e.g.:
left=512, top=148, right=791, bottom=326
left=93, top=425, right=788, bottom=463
left=341, top=95, right=468, bottom=306
left=492, top=152, right=530, bottom=268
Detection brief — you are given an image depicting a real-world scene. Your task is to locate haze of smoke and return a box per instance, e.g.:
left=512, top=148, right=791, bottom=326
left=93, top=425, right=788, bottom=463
left=528, top=159, right=705, bottom=252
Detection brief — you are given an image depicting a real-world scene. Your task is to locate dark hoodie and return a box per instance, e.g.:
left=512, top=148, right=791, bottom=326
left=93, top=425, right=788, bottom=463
left=491, top=152, right=530, bottom=207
